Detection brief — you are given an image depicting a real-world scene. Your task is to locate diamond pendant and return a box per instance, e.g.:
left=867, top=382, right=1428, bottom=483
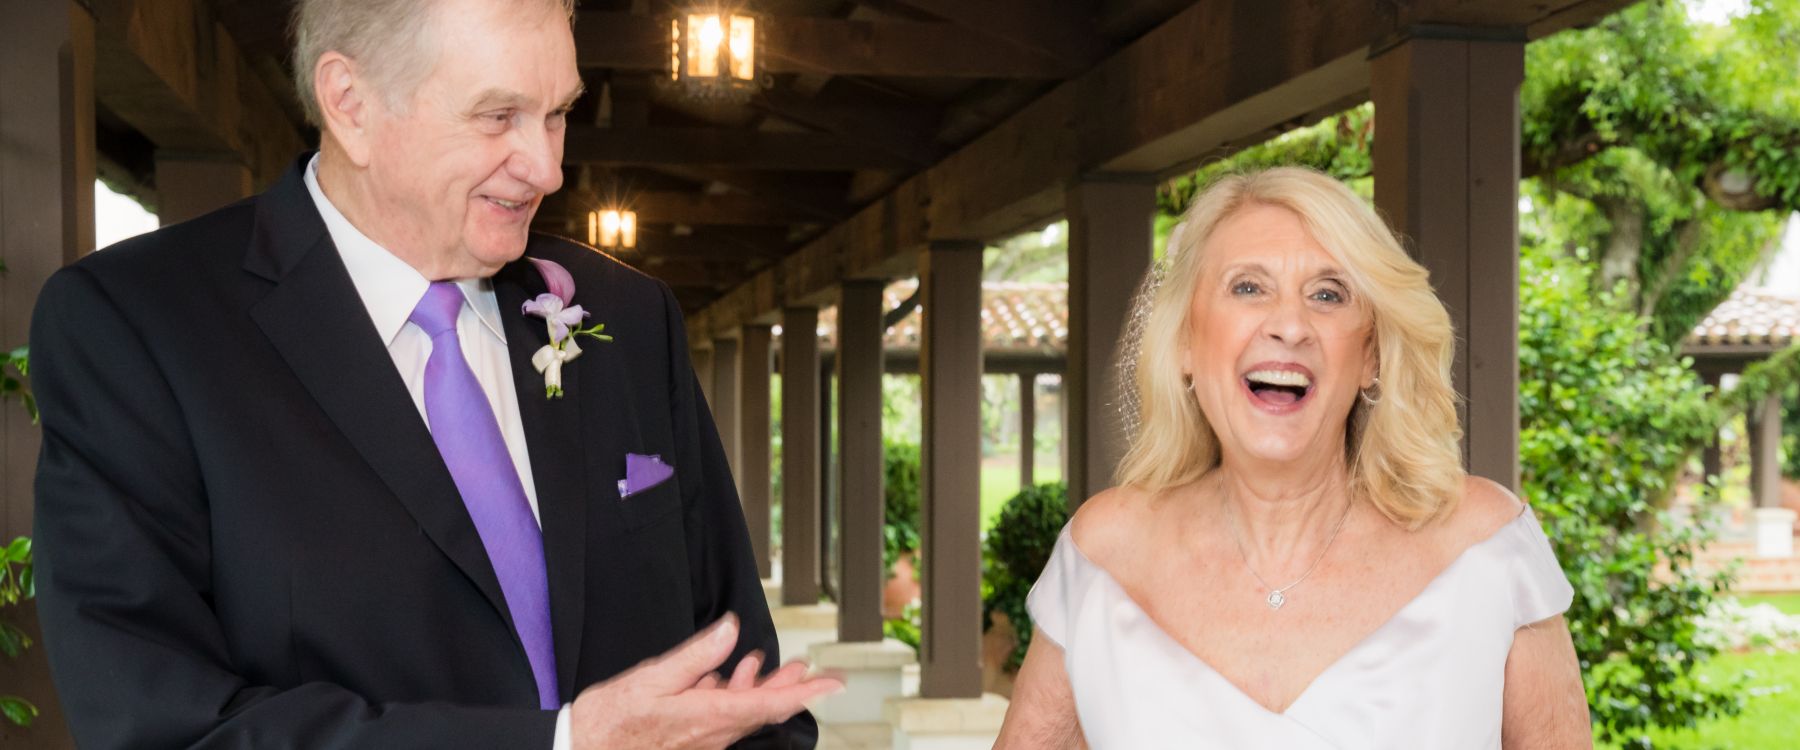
left=1266, top=590, right=1286, bottom=610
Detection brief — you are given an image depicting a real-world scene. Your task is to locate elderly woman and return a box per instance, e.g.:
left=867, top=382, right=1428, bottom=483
left=995, top=168, right=1589, bottom=749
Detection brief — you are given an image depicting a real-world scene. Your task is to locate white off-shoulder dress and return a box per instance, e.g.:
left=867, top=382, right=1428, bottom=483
left=1025, top=509, right=1575, bottom=749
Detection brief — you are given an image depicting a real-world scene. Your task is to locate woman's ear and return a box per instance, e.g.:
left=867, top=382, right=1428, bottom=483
left=314, top=52, right=376, bottom=166
left=1361, top=331, right=1380, bottom=389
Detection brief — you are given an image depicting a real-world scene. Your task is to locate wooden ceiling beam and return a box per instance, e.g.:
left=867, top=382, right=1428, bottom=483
left=643, top=166, right=854, bottom=221
left=564, top=125, right=918, bottom=171
left=541, top=189, right=839, bottom=226
left=688, top=0, right=1642, bottom=337
left=573, top=11, right=1078, bottom=78
left=857, top=0, right=1107, bottom=64
left=89, top=0, right=304, bottom=188
left=752, top=89, right=945, bottom=165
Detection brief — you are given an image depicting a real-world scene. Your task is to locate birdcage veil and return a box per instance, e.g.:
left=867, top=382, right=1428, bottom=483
left=1114, top=221, right=1186, bottom=447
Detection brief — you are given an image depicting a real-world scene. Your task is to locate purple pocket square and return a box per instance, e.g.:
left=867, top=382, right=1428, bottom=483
left=619, top=453, right=674, bottom=499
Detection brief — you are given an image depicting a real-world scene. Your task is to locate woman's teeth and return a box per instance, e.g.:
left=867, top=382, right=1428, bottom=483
left=1244, top=370, right=1312, bottom=388
left=489, top=197, right=524, bottom=210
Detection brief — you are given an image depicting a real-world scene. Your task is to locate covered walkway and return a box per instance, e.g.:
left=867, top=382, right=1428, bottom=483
left=1, top=0, right=1635, bottom=745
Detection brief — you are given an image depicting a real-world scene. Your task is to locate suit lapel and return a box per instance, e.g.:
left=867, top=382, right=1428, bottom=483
left=496, top=257, right=590, bottom=700
left=244, top=162, right=518, bottom=642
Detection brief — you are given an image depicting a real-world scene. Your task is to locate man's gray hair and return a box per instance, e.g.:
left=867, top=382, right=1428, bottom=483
left=291, top=0, right=577, bottom=127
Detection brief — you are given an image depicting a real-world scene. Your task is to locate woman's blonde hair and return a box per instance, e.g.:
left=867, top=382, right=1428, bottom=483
left=1115, top=167, right=1464, bottom=529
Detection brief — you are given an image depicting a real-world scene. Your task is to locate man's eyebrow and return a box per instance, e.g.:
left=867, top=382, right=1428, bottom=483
left=557, top=83, right=587, bottom=110
left=468, top=88, right=533, bottom=111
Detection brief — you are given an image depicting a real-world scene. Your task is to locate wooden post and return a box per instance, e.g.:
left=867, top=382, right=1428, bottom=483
left=836, top=281, right=886, bottom=641
left=739, top=325, right=773, bottom=579
left=0, top=3, right=94, bottom=745
left=1750, top=394, right=1783, bottom=509
left=819, top=360, right=837, bottom=601
left=1372, top=31, right=1525, bottom=490
left=1702, top=371, right=1724, bottom=481
left=155, top=151, right=252, bottom=226
left=780, top=307, right=821, bottom=605
left=918, top=241, right=983, bottom=698
left=1019, top=373, right=1036, bottom=488
left=1065, top=177, right=1154, bottom=510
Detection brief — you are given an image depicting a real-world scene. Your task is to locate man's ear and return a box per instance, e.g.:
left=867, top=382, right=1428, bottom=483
left=315, top=52, right=376, bottom=166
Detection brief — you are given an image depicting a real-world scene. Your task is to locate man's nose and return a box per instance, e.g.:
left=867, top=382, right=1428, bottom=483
left=507, top=122, right=565, bottom=195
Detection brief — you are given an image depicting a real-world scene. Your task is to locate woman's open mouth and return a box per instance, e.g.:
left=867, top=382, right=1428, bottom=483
left=1243, top=368, right=1313, bottom=409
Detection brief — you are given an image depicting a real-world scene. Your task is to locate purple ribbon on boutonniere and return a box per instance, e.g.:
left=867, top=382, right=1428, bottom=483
left=521, top=257, right=613, bottom=398
left=619, top=453, right=674, bottom=499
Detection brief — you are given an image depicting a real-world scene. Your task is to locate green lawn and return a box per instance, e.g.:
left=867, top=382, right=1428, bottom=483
left=979, top=458, right=1062, bottom=532
left=1598, top=649, right=1800, bottom=749
left=1739, top=592, right=1800, bottom=616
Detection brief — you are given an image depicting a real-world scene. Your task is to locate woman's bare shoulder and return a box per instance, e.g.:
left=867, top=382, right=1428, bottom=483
left=1069, top=484, right=1159, bottom=563
left=1438, top=474, right=1527, bottom=550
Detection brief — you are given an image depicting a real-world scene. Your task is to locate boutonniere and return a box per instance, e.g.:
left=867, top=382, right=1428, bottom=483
left=521, top=257, right=613, bottom=398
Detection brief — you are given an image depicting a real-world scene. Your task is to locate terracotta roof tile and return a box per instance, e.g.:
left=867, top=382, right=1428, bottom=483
left=1686, top=288, right=1800, bottom=348
left=811, top=280, right=1069, bottom=352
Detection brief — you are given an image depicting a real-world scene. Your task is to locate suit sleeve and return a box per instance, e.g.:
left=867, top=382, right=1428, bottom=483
left=658, top=283, right=820, bottom=749
left=30, top=266, right=556, bottom=749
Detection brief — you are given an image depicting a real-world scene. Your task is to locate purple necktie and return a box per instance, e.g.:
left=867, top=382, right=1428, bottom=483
left=410, top=282, right=558, bottom=710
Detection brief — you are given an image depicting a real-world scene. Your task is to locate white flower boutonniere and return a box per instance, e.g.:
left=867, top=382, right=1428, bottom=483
left=521, top=257, right=613, bottom=398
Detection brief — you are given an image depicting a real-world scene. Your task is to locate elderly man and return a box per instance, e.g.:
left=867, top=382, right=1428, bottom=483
left=30, top=0, right=835, bottom=747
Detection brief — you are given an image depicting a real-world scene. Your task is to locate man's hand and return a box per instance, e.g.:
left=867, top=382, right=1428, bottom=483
left=570, top=614, right=843, bottom=749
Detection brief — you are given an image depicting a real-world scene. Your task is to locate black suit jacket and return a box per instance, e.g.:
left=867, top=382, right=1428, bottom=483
left=30, top=156, right=812, bottom=749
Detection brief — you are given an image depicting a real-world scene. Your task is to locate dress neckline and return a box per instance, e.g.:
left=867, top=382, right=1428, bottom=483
left=1058, top=507, right=1533, bottom=716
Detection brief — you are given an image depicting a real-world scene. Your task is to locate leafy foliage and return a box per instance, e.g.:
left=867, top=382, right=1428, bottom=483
left=882, top=440, right=921, bottom=576
left=0, top=347, right=30, bottom=425
left=1517, top=243, right=1740, bottom=745
left=0, top=536, right=34, bottom=728
left=980, top=482, right=1068, bottom=672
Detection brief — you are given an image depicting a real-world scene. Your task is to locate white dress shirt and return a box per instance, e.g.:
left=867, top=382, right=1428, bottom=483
left=303, top=155, right=574, bottom=748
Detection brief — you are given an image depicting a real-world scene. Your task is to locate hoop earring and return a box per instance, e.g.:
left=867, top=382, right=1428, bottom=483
left=1360, top=377, right=1382, bottom=405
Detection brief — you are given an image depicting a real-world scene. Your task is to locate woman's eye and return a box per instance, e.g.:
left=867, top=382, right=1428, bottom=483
left=1311, top=287, right=1345, bottom=303
left=1231, top=281, right=1260, bottom=296
left=548, top=110, right=568, bottom=129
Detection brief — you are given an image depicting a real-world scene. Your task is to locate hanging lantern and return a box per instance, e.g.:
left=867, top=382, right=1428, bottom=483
left=587, top=209, right=637, bottom=249
left=667, top=6, right=764, bottom=101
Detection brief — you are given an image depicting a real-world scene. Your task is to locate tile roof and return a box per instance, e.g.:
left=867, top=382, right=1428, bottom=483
left=1686, top=288, right=1800, bottom=348
left=809, top=280, right=1068, bottom=353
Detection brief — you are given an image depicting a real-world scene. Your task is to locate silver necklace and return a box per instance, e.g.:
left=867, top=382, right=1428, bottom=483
left=1224, top=497, right=1353, bottom=611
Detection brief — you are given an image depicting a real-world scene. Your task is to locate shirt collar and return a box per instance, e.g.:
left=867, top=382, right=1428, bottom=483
left=302, top=154, right=508, bottom=346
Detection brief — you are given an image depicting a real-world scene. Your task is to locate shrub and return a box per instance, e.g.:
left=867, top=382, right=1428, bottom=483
left=883, top=440, right=921, bottom=576
left=981, top=482, right=1069, bottom=672
left=1518, top=243, right=1740, bottom=745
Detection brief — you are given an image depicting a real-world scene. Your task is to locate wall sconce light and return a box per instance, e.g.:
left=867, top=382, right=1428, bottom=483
left=588, top=209, right=637, bottom=249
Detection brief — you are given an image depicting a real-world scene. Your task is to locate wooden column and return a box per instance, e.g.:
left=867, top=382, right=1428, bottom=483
left=836, top=281, right=885, bottom=642
left=1702, top=371, right=1724, bottom=480
left=1750, top=394, right=1782, bottom=509
left=780, top=308, right=822, bottom=605
left=0, top=2, right=94, bottom=745
left=1019, top=373, right=1036, bottom=488
left=1065, top=177, right=1154, bottom=509
left=1372, top=31, right=1525, bottom=489
left=711, top=335, right=741, bottom=490
left=819, top=361, right=838, bottom=601
left=739, top=325, right=773, bottom=579
left=155, top=151, right=252, bottom=226
left=918, top=241, right=983, bottom=698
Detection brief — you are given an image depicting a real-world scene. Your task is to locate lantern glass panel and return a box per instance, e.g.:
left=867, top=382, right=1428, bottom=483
left=728, top=15, right=755, bottom=81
